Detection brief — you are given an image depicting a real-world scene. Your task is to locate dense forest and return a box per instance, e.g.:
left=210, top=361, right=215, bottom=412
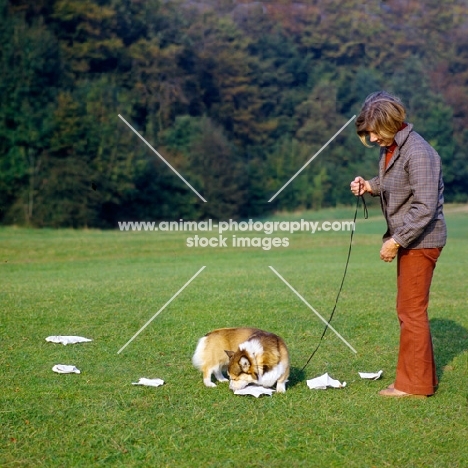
left=1, top=0, right=467, bottom=227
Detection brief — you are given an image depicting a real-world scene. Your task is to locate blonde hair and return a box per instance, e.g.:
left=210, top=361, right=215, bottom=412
left=355, top=91, right=406, bottom=147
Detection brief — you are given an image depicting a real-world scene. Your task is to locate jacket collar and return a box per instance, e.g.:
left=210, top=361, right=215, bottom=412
left=380, top=122, right=413, bottom=173
left=394, top=122, right=413, bottom=147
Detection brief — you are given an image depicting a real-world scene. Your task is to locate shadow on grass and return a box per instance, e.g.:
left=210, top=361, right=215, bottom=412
left=288, top=366, right=307, bottom=387
left=431, top=318, right=468, bottom=381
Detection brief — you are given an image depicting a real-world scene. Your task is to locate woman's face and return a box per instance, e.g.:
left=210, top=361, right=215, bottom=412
left=368, top=131, right=390, bottom=147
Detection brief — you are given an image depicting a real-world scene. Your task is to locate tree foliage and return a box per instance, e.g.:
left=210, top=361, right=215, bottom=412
left=1, top=0, right=467, bottom=227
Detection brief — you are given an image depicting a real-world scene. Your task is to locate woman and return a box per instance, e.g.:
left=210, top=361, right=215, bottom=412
left=350, top=91, right=446, bottom=398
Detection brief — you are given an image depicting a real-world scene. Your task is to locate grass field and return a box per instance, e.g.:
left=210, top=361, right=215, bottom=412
left=1, top=206, right=468, bottom=467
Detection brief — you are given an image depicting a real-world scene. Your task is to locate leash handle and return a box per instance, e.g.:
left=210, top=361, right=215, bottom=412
left=301, top=184, right=367, bottom=371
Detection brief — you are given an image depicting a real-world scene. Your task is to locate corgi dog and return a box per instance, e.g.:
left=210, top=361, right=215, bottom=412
left=192, top=327, right=290, bottom=393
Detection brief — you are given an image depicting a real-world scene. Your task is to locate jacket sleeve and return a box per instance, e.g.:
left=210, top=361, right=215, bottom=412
left=392, top=144, right=441, bottom=247
left=367, top=175, right=381, bottom=196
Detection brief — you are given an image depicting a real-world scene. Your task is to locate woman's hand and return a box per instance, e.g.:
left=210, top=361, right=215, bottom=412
left=380, top=238, right=399, bottom=262
left=350, top=176, right=371, bottom=196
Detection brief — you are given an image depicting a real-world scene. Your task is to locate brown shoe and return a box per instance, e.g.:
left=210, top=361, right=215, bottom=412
left=378, top=387, right=427, bottom=399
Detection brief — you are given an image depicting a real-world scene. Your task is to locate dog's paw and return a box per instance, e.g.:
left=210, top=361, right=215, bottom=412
left=203, top=380, right=217, bottom=388
left=216, top=376, right=228, bottom=383
left=276, top=382, right=286, bottom=393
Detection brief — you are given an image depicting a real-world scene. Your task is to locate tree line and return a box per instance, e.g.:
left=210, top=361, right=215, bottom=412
left=1, top=0, right=467, bottom=227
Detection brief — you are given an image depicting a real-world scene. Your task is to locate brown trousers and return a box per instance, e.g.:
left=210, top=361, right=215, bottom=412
left=394, top=247, right=442, bottom=396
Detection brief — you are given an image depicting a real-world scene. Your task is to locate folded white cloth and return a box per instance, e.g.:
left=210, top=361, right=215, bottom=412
left=234, top=386, right=274, bottom=397
left=306, top=373, right=346, bottom=390
left=132, top=378, right=164, bottom=387
left=359, top=370, right=383, bottom=380
left=46, top=336, right=92, bottom=345
left=52, top=364, right=81, bottom=374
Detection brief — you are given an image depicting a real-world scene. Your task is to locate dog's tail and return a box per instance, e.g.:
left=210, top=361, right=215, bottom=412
left=192, top=336, right=206, bottom=370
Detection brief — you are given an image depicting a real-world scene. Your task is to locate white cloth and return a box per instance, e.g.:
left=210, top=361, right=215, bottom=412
left=306, top=373, right=346, bottom=390
left=358, top=370, right=383, bottom=380
left=52, top=365, right=81, bottom=374
left=132, top=378, right=164, bottom=387
left=46, top=336, right=92, bottom=345
left=234, top=386, right=274, bottom=397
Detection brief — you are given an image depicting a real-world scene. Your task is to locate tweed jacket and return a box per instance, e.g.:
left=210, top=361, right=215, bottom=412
left=367, top=123, right=447, bottom=249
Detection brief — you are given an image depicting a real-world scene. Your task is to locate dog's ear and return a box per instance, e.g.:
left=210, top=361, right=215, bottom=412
left=239, top=356, right=251, bottom=373
left=225, top=350, right=234, bottom=359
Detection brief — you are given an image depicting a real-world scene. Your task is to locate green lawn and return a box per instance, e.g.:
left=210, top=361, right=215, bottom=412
left=1, top=206, right=467, bottom=467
